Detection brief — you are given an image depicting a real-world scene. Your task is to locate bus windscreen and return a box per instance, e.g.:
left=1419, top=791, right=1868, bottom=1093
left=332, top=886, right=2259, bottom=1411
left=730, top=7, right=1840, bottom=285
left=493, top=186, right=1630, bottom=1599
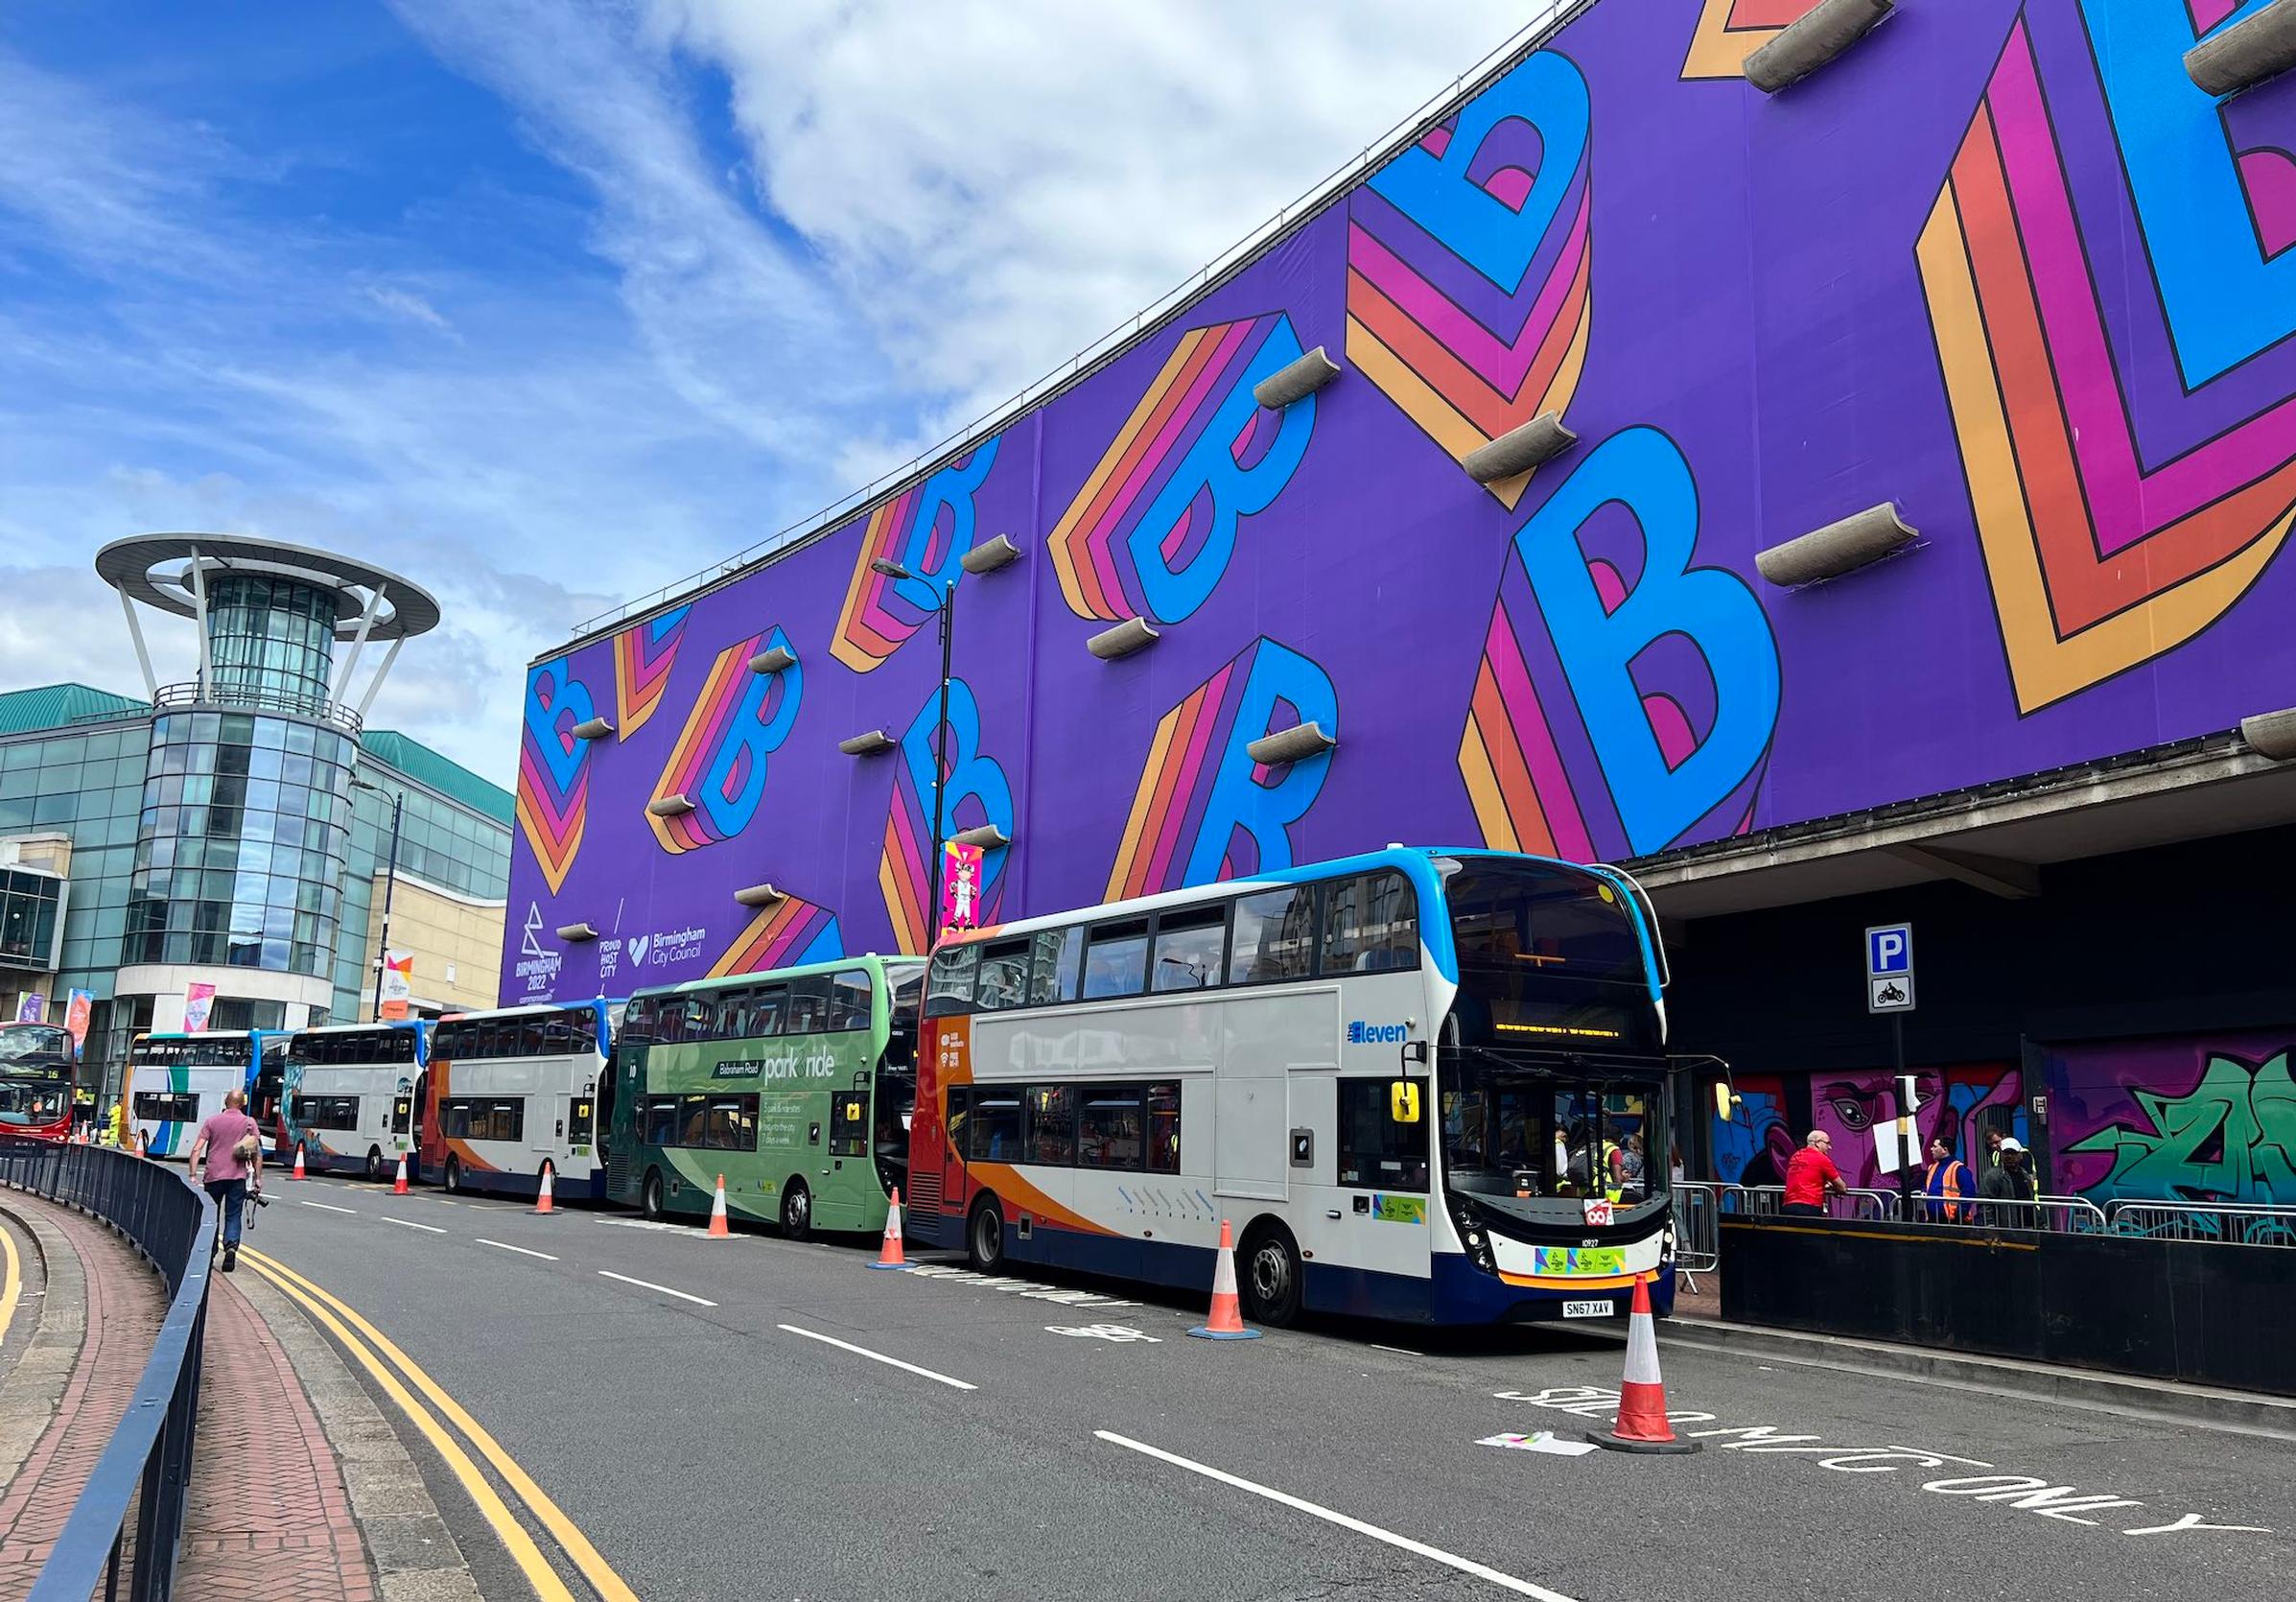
left=1440, top=859, right=1656, bottom=1053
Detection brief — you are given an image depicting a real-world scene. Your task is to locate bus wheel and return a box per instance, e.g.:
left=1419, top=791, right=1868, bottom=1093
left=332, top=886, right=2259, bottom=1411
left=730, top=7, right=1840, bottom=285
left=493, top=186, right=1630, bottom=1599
left=443, top=1157, right=463, bottom=1195
left=1238, top=1221, right=1302, bottom=1329
left=780, top=1181, right=811, bottom=1241
left=364, top=1148, right=384, bottom=1184
left=642, top=1168, right=665, bottom=1221
left=967, top=1197, right=1005, bottom=1273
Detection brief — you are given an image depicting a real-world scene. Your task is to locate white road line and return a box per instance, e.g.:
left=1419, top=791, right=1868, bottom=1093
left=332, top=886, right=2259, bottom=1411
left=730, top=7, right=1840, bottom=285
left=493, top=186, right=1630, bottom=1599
left=298, top=1201, right=356, bottom=1214
left=382, top=1217, right=447, bottom=1235
left=777, top=1324, right=978, bottom=1391
left=597, top=1270, right=716, bottom=1307
left=1093, top=1431, right=1578, bottom=1600
left=432, top=1199, right=461, bottom=1207
left=477, top=1239, right=558, bottom=1260
left=1370, top=1343, right=1425, bottom=1358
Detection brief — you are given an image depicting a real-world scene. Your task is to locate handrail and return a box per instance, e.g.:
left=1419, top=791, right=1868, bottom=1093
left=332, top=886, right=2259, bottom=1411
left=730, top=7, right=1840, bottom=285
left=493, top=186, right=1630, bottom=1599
left=560, top=0, right=1594, bottom=648
left=0, top=1140, right=216, bottom=1602
left=2105, top=1198, right=2296, bottom=1245
left=148, top=681, right=363, bottom=736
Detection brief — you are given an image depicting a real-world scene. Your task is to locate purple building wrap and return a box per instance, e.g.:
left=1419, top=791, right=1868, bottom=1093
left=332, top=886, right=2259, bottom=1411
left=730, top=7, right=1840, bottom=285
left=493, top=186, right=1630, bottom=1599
left=506, top=0, right=2296, bottom=1010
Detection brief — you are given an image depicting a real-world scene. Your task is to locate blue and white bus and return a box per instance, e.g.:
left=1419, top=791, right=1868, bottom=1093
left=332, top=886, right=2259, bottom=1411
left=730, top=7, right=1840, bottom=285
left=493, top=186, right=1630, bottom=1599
left=912, top=847, right=1676, bottom=1328
left=420, top=1001, right=615, bottom=1199
left=281, top=1022, right=430, bottom=1182
left=127, top=1029, right=288, bottom=1160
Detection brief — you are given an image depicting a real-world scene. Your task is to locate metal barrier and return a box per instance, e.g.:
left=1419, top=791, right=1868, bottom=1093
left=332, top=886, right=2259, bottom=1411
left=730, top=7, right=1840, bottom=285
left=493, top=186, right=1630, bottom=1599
left=0, top=1138, right=215, bottom=1602
left=1952, top=1193, right=2110, bottom=1234
left=2106, top=1199, right=2296, bottom=1246
left=1672, top=1182, right=1720, bottom=1277
left=1724, top=1184, right=1902, bottom=1222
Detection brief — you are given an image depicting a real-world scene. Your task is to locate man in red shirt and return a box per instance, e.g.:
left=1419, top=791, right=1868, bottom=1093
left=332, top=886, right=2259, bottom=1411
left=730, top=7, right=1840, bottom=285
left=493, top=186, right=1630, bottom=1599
left=1782, top=1130, right=1846, bottom=1217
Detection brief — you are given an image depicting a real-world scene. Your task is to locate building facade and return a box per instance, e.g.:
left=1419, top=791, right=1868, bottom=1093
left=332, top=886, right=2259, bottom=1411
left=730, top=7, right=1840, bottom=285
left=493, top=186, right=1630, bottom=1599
left=0, top=535, right=511, bottom=1100
left=503, top=0, right=2296, bottom=1207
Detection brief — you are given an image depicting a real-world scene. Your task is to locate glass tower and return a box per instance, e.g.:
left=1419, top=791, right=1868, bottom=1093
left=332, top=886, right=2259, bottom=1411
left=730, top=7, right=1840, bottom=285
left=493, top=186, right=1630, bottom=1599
left=204, top=575, right=341, bottom=717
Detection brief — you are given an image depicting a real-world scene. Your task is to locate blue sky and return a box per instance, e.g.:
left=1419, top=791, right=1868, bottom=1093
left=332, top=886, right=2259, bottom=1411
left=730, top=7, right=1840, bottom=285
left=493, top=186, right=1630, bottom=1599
left=0, top=0, right=1531, bottom=782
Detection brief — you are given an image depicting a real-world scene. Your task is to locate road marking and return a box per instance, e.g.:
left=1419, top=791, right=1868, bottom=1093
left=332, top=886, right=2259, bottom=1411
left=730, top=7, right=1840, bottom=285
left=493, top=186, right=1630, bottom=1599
left=598, top=1270, right=716, bottom=1307
left=778, top=1323, right=978, bottom=1391
left=246, top=1250, right=639, bottom=1601
left=0, top=1220, right=20, bottom=1350
left=382, top=1217, right=447, bottom=1235
left=1094, top=1431, right=1578, bottom=1599
left=243, top=1256, right=581, bottom=1602
left=477, top=1238, right=558, bottom=1260
left=1370, top=1343, right=1424, bottom=1358
left=433, top=1198, right=461, bottom=1207
left=299, top=1201, right=357, bottom=1214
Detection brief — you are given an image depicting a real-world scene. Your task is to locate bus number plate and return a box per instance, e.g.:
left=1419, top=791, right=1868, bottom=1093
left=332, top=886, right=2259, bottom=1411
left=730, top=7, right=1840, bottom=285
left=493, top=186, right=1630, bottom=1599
left=1561, top=1300, right=1613, bottom=1320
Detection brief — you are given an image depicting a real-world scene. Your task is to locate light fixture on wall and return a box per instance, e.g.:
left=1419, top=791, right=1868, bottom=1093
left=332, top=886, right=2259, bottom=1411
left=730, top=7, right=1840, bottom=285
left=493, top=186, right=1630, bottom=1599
left=2188, top=0, right=2296, bottom=98
left=646, top=793, right=696, bottom=817
left=1464, top=413, right=1576, bottom=483
left=1245, top=722, right=1338, bottom=766
left=571, top=715, right=615, bottom=741
left=2240, top=707, right=2296, bottom=760
left=555, top=922, right=599, bottom=942
left=1745, top=0, right=1896, bottom=94
left=959, top=535, right=1023, bottom=575
left=1755, top=503, right=1916, bottom=587
left=1251, top=346, right=1342, bottom=410
left=748, top=644, right=797, bottom=675
left=733, top=883, right=786, bottom=907
left=1088, top=617, right=1160, bottom=660
left=951, top=822, right=1011, bottom=850
left=839, top=729, right=897, bottom=756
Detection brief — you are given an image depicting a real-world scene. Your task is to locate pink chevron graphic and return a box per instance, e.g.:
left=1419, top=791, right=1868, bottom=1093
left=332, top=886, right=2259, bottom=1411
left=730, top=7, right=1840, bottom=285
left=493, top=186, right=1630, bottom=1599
left=613, top=604, right=690, bottom=737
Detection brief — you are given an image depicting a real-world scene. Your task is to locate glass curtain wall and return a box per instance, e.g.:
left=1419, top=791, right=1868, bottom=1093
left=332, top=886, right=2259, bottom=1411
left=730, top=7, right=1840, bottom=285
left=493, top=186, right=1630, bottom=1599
left=205, top=576, right=340, bottom=717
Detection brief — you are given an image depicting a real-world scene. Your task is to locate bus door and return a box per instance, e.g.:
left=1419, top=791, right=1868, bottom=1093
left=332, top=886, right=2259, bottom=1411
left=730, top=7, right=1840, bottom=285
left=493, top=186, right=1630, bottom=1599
left=390, top=1077, right=415, bottom=1159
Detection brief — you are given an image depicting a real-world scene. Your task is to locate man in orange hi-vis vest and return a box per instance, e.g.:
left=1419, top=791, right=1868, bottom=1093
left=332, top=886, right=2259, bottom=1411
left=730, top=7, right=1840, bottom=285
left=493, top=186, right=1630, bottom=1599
left=1922, top=1137, right=1971, bottom=1223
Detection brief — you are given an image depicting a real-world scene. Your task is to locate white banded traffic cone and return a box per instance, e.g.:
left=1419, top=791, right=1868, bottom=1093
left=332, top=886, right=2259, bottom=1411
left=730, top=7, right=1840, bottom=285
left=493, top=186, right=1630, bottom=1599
left=1186, top=1219, right=1262, bottom=1340
left=1586, top=1273, right=1699, bottom=1453
left=134, top=1129, right=149, bottom=1159
left=868, top=1188, right=909, bottom=1269
left=392, top=1153, right=410, bottom=1195
left=291, top=1143, right=308, bottom=1181
left=706, top=1174, right=731, bottom=1237
left=533, top=1162, right=556, bottom=1215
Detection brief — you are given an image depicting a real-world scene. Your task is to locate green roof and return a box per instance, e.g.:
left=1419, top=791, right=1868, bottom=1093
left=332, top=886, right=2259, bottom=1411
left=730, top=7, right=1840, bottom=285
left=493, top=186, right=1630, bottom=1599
left=0, top=682, right=149, bottom=737
left=360, top=731, right=514, bottom=825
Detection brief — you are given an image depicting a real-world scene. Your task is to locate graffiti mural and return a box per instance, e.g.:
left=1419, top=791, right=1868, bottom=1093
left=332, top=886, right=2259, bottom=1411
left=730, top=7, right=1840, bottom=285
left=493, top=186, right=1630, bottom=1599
left=2048, top=1032, right=2296, bottom=1205
left=1710, top=1065, right=2027, bottom=1190
left=506, top=1, right=2296, bottom=1004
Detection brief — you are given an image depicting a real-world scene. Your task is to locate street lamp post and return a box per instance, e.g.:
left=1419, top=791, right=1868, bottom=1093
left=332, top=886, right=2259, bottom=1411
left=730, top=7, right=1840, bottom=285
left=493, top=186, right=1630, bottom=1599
left=351, top=778, right=405, bottom=1022
left=870, top=557, right=957, bottom=891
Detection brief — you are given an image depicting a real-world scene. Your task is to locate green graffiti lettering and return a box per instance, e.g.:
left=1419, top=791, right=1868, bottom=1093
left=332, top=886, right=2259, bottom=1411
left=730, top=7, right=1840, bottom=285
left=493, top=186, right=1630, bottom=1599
left=2068, top=1053, right=2296, bottom=1206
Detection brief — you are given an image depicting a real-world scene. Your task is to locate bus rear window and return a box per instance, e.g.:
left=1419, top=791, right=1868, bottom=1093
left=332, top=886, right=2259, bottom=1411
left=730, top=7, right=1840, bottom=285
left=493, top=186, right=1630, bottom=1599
left=1444, top=862, right=1642, bottom=981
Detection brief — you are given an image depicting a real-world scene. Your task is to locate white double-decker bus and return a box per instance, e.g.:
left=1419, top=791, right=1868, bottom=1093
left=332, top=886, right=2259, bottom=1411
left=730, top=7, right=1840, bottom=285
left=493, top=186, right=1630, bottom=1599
left=280, top=1023, right=428, bottom=1181
left=910, top=847, right=1678, bottom=1328
left=128, top=1030, right=287, bottom=1160
left=419, top=1001, right=614, bottom=1200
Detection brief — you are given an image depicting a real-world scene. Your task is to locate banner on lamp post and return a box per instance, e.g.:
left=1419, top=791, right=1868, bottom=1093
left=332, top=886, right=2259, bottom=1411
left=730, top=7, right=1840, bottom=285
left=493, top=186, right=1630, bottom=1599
left=63, top=990, right=92, bottom=1056
left=379, top=951, right=414, bottom=1022
left=181, top=981, right=217, bottom=1034
left=13, top=992, right=43, bottom=1025
left=940, top=841, right=984, bottom=938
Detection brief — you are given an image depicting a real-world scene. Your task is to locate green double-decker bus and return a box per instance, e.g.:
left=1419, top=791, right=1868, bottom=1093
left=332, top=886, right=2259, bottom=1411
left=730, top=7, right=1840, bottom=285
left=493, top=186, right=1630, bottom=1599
left=606, top=955, right=925, bottom=1237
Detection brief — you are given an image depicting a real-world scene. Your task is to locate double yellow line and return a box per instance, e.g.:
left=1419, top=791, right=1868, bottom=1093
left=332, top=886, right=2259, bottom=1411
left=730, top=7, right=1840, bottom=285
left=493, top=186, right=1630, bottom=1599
left=244, top=1249, right=637, bottom=1602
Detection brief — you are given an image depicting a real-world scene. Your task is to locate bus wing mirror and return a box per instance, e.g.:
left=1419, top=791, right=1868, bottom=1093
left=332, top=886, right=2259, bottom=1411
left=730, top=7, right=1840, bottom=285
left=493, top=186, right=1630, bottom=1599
left=1714, top=1083, right=1738, bottom=1119
left=1391, top=1082, right=1421, bottom=1124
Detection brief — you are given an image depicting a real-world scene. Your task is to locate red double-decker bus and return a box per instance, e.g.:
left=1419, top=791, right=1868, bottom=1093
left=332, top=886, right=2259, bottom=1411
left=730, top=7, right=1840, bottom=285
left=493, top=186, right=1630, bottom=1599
left=0, top=1024, right=79, bottom=1142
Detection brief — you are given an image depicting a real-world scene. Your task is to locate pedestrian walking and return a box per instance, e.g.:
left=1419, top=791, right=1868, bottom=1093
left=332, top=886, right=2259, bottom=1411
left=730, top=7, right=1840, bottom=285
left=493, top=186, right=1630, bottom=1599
left=1977, top=1135, right=2036, bottom=1226
left=108, top=1097, right=129, bottom=1149
left=187, top=1089, right=264, bottom=1274
left=1922, top=1137, right=1971, bottom=1222
left=1782, top=1130, right=1846, bottom=1217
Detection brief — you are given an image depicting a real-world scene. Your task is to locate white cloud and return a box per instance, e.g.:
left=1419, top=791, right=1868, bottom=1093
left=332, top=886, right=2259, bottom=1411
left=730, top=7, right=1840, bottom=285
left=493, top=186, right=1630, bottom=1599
left=362, top=284, right=459, bottom=338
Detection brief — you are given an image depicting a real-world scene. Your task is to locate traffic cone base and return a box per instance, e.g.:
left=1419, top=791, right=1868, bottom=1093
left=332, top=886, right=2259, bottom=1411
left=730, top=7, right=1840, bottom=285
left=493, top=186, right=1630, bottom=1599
left=706, top=1174, right=731, bottom=1237
left=1586, top=1273, right=1700, bottom=1454
left=868, top=1187, right=910, bottom=1269
left=1186, top=1219, right=1263, bottom=1340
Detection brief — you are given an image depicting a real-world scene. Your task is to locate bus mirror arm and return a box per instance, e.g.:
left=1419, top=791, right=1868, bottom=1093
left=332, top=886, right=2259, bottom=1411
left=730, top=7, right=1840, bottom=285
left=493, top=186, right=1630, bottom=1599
left=1397, top=1041, right=1429, bottom=1072
left=1669, top=1052, right=1739, bottom=1119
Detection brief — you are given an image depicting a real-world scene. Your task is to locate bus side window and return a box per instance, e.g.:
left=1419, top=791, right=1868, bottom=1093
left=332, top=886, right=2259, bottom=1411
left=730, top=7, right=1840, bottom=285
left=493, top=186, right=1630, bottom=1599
left=1146, top=1083, right=1181, bottom=1173
left=1322, top=872, right=1419, bottom=975
left=945, top=1087, right=971, bottom=1162
left=568, top=1096, right=594, bottom=1144
left=1337, top=1079, right=1429, bottom=1191
left=830, top=1092, right=867, bottom=1157
left=1029, top=928, right=1083, bottom=1005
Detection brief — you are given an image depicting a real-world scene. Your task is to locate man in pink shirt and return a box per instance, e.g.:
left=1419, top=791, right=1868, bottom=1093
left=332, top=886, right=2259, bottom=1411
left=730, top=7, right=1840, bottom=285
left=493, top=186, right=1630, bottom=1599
left=188, top=1089, right=264, bottom=1272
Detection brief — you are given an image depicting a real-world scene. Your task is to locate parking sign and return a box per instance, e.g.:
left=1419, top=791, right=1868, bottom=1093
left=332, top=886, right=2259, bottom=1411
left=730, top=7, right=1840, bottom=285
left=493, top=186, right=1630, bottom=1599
left=1865, top=923, right=1914, bottom=1013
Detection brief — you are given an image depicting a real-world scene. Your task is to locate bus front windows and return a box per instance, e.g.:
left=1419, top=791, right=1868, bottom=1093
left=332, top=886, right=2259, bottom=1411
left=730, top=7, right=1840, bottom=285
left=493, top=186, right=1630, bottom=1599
left=1438, top=1060, right=1666, bottom=1223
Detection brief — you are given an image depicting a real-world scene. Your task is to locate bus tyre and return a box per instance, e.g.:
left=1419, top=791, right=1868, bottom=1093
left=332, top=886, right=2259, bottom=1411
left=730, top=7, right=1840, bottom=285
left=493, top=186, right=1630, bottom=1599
left=967, top=1197, right=1005, bottom=1273
left=364, top=1147, right=384, bottom=1184
left=1238, top=1221, right=1302, bottom=1329
left=780, top=1181, right=812, bottom=1242
left=443, top=1157, right=462, bottom=1195
left=642, top=1168, right=666, bottom=1221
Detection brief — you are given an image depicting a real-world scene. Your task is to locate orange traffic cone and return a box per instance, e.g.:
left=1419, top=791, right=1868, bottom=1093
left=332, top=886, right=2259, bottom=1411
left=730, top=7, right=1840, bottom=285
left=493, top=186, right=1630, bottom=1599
left=134, top=1129, right=149, bottom=1159
left=868, top=1188, right=909, bottom=1269
left=291, top=1143, right=308, bottom=1181
left=392, top=1154, right=410, bottom=1195
left=1186, top=1219, right=1262, bottom=1340
left=533, top=1162, right=556, bottom=1215
left=1587, top=1273, right=1699, bottom=1453
left=706, top=1174, right=731, bottom=1237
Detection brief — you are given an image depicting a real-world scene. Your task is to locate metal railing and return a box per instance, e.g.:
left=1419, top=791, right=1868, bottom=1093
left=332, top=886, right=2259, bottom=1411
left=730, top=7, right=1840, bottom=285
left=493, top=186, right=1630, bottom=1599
left=1672, top=1182, right=1721, bottom=1274
left=148, top=681, right=363, bottom=736
left=1722, top=1184, right=1906, bottom=1222
left=0, top=1139, right=215, bottom=1602
left=2105, top=1199, right=2296, bottom=1246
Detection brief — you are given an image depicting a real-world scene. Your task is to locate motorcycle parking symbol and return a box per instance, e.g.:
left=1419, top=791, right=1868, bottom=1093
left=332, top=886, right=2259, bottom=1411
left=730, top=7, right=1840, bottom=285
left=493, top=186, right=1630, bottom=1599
left=1046, top=1323, right=1162, bottom=1343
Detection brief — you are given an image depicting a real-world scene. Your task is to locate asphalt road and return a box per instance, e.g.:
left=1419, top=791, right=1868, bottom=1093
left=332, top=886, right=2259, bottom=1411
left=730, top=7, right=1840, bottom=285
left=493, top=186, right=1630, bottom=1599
left=244, top=1176, right=2295, bottom=1602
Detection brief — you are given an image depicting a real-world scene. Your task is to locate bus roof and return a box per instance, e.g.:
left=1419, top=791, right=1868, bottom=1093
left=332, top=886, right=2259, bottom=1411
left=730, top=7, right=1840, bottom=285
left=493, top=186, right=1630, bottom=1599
left=435, top=1000, right=606, bottom=1023
left=290, top=1021, right=427, bottom=1036
left=624, top=952, right=924, bottom=1002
